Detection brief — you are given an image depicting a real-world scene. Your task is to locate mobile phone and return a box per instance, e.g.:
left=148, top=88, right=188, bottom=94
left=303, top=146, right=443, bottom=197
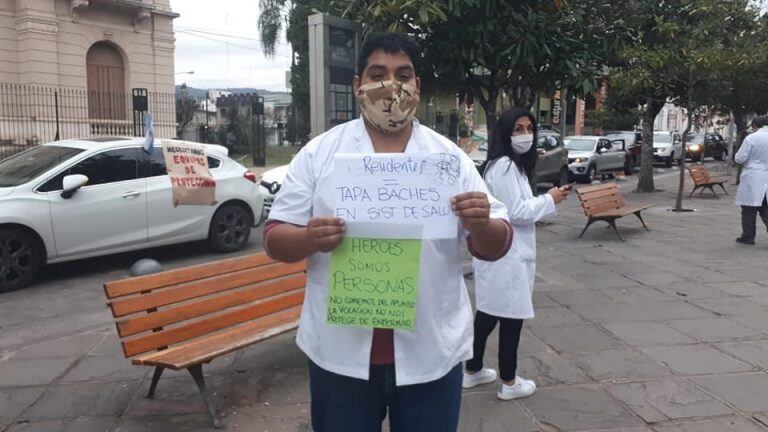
left=560, top=183, right=576, bottom=191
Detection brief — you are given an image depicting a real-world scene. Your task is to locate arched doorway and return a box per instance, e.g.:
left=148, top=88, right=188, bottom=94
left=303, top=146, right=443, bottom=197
left=86, top=41, right=126, bottom=120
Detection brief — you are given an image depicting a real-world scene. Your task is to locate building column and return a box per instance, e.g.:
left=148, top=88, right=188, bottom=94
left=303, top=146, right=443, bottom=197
left=575, top=98, right=585, bottom=135
left=14, top=0, right=59, bottom=85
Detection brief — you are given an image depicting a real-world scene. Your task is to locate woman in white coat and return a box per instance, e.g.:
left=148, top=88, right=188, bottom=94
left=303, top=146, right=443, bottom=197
left=462, top=108, right=569, bottom=400
left=735, top=116, right=768, bottom=245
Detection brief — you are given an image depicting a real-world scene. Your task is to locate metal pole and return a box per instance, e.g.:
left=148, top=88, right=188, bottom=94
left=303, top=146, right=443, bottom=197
left=54, top=91, right=60, bottom=141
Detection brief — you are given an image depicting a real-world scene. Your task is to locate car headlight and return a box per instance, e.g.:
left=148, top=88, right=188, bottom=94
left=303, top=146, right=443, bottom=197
left=572, top=157, right=588, bottom=163
left=689, top=144, right=702, bottom=151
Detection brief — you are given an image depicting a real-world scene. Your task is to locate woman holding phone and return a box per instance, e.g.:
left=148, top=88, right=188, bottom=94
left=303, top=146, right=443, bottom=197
left=463, top=108, right=570, bottom=400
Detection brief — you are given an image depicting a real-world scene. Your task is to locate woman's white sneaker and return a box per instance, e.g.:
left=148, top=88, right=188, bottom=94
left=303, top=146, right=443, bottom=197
left=497, top=376, right=536, bottom=400
left=462, top=368, right=497, bottom=389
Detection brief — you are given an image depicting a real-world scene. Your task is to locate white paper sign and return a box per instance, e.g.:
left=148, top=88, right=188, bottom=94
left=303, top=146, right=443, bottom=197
left=329, top=153, right=461, bottom=239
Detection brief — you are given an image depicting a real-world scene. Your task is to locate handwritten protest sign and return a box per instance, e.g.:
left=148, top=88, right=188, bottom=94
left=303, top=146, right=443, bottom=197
left=329, top=153, right=461, bottom=239
left=162, top=140, right=216, bottom=206
left=328, top=237, right=421, bottom=330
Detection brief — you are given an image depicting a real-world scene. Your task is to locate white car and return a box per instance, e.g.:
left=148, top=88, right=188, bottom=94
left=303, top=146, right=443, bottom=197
left=0, top=138, right=265, bottom=292
left=653, top=132, right=683, bottom=167
left=258, top=164, right=289, bottom=221
left=565, top=136, right=627, bottom=183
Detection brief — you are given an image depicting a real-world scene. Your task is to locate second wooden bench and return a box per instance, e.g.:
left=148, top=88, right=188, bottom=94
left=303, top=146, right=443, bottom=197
left=688, top=165, right=729, bottom=197
left=576, top=183, right=652, bottom=241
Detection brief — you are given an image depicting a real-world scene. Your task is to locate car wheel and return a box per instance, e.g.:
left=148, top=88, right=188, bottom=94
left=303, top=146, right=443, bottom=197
left=208, top=204, right=253, bottom=253
left=553, top=167, right=569, bottom=187
left=714, top=149, right=726, bottom=161
left=583, top=164, right=597, bottom=183
left=665, top=153, right=674, bottom=168
left=0, top=228, right=43, bottom=293
left=623, top=157, right=632, bottom=175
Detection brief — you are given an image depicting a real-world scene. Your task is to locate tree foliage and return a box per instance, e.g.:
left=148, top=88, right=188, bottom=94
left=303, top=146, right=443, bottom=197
left=175, top=86, right=198, bottom=137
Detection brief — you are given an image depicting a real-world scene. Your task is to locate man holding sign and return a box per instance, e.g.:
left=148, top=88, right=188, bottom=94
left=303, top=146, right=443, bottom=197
left=265, top=33, right=511, bottom=432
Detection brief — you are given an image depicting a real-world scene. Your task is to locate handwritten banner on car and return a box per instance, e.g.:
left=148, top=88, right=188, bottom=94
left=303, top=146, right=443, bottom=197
left=162, top=140, right=216, bottom=206
left=327, top=237, right=421, bottom=330
left=329, top=153, right=461, bottom=239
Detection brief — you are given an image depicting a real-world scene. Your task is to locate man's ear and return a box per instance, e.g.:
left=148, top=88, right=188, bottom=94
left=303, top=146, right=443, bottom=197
left=353, top=75, right=360, bottom=94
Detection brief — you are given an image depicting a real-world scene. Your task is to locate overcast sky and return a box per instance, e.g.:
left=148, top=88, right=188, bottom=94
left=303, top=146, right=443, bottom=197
left=170, top=0, right=292, bottom=91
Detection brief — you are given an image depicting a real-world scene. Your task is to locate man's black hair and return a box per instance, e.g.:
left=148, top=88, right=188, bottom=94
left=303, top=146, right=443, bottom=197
left=752, top=116, right=768, bottom=128
left=357, top=32, right=420, bottom=76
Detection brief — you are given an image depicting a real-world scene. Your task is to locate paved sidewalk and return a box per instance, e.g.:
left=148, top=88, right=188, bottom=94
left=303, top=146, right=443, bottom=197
left=3, top=163, right=768, bottom=431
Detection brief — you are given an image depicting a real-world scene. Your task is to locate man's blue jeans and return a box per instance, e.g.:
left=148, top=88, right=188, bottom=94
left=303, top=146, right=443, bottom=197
left=308, top=361, right=463, bottom=432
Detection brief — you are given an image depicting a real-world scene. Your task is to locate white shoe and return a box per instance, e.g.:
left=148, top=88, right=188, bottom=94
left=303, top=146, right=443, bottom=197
left=497, top=376, right=536, bottom=400
left=462, top=368, right=497, bottom=389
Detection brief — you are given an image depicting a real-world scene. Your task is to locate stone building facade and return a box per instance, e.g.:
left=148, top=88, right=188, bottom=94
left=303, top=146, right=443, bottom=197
left=0, top=0, right=177, bottom=145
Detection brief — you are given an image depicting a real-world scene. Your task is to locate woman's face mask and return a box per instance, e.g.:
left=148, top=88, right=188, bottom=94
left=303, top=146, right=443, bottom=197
left=356, top=80, right=420, bottom=133
left=511, top=134, right=534, bottom=154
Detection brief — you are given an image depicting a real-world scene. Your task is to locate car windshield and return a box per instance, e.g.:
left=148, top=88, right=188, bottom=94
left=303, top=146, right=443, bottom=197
left=0, top=146, right=83, bottom=187
left=564, top=139, right=596, bottom=151
left=654, top=134, right=673, bottom=144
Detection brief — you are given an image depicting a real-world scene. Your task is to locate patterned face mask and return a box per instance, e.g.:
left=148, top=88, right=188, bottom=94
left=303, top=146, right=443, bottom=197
left=356, top=80, right=420, bottom=133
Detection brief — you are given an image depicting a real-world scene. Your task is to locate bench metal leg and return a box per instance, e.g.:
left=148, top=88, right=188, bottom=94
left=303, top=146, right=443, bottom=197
left=607, top=219, right=625, bottom=242
left=719, top=184, right=729, bottom=195
left=188, top=364, right=223, bottom=429
left=689, top=186, right=699, bottom=198
left=147, top=366, right=165, bottom=399
left=578, top=218, right=596, bottom=239
left=634, top=212, right=649, bottom=231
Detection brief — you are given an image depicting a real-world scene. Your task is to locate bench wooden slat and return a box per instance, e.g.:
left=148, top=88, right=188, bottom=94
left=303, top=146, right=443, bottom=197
left=117, top=274, right=307, bottom=337
left=104, top=253, right=275, bottom=299
left=576, top=183, right=617, bottom=195
left=582, top=194, right=623, bottom=209
left=578, top=187, right=622, bottom=201
left=585, top=201, right=624, bottom=216
left=109, top=260, right=307, bottom=318
left=593, top=204, right=652, bottom=218
left=131, top=306, right=302, bottom=369
left=122, top=290, right=305, bottom=357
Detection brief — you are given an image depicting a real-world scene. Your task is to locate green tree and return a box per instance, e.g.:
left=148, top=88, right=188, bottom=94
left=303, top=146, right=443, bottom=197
left=607, top=0, right=698, bottom=192
left=175, top=85, right=198, bottom=138
left=335, top=0, right=625, bottom=133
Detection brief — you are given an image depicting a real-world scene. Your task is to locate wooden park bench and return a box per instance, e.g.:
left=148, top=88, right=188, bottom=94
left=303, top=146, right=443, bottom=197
left=688, top=165, right=729, bottom=197
left=103, top=253, right=306, bottom=428
left=576, top=183, right=652, bottom=242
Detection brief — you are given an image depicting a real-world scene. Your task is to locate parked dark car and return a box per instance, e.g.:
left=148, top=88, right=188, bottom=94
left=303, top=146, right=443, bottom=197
left=468, top=130, right=570, bottom=186
left=535, top=131, right=570, bottom=186
left=605, top=131, right=642, bottom=174
left=685, top=132, right=728, bottom=162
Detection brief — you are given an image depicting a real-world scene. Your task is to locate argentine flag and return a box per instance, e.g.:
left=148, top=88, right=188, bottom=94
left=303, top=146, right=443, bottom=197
left=144, top=113, right=155, bottom=154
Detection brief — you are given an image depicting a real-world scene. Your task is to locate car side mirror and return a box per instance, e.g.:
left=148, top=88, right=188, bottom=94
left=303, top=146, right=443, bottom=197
left=61, top=174, right=88, bottom=199
left=596, top=146, right=604, bottom=154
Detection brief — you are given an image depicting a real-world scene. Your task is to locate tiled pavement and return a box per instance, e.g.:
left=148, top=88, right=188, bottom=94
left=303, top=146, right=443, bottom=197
left=3, top=163, right=768, bottom=431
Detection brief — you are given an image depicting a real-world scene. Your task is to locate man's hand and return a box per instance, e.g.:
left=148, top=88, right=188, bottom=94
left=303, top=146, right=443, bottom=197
left=307, top=217, right=346, bottom=253
left=451, top=192, right=491, bottom=234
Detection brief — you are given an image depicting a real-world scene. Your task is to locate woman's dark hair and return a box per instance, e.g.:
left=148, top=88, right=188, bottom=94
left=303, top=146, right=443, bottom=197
left=483, top=108, right=538, bottom=179
left=357, top=33, right=420, bottom=76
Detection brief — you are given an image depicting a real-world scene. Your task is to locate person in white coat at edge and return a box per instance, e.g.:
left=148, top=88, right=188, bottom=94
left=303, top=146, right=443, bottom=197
left=462, top=108, right=570, bottom=400
left=735, top=115, right=768, bottom=245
